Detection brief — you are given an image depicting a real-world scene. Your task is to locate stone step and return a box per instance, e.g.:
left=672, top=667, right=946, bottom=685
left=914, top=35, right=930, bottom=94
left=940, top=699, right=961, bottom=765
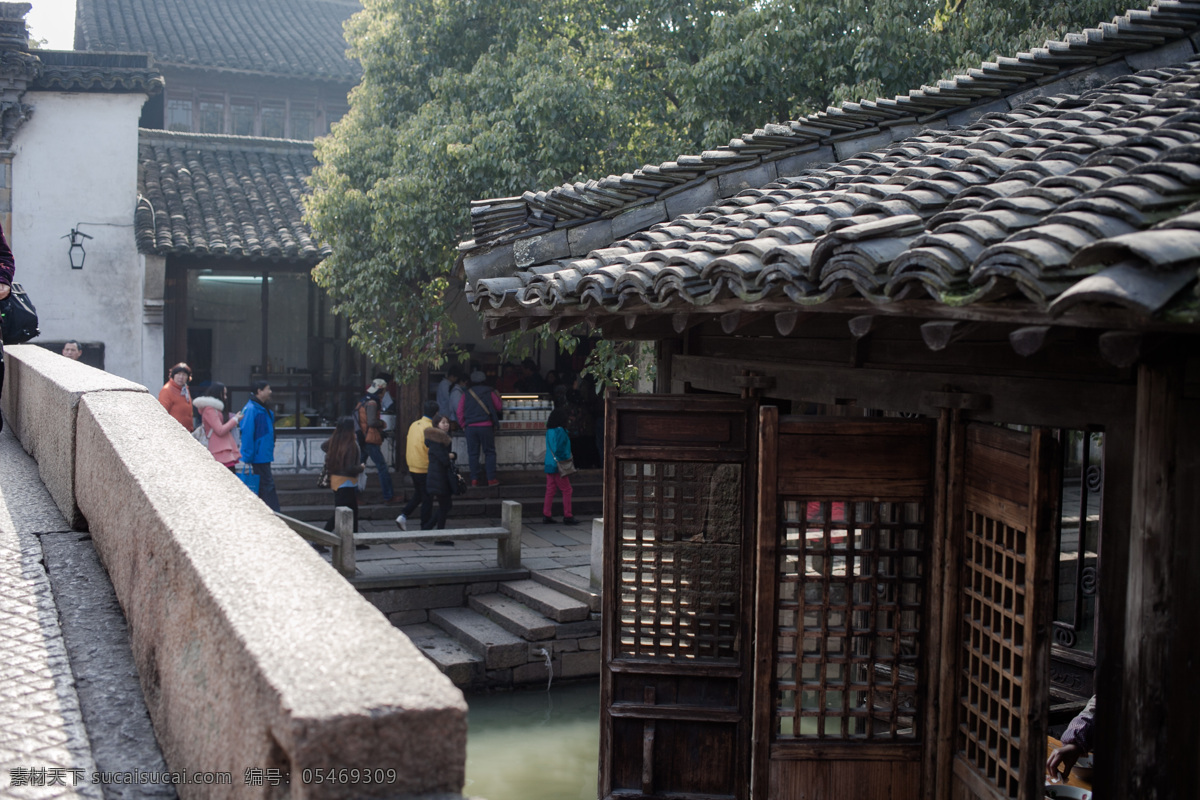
left=429, top=606, right=528, bottom=670
left=399, top=623, right=484, bottom=687
left=468, top=593, right=557, bottom=642
left=499, top=579, right=590, bottom=623
left=532, top=568, right=602, bottom=613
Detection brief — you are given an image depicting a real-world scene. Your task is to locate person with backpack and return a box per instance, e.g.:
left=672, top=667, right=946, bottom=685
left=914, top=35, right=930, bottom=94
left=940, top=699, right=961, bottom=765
left=396, top=401, right=439, bottom=530
left=355, top=378, right=396, bottom=505
left=193, top=382, right=241, bottom=469
left=320, top=417, right=366, bottom=545
left=456, top=369, right=502, bottom=487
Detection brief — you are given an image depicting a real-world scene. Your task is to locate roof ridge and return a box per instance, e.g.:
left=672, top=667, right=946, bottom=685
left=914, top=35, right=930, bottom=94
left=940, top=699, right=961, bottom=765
left=463, top=1, right=1200, bottom=253
left=137, top=128, right=316, bottom=152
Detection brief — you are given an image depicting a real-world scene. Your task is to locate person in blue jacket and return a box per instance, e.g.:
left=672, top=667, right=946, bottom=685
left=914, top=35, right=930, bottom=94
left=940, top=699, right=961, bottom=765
left=240, top=381, right=280, bottom=511
left=543, top=399, right=575, bottom=525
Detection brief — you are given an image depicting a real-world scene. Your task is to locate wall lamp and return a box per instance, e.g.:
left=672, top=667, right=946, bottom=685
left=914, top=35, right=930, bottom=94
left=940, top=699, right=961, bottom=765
left=63, top=227, right=93, bottom=269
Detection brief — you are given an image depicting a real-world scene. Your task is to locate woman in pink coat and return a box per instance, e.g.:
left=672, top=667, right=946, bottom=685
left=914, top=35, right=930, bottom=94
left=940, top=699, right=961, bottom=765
left=193, top=383, right=242, bottom=469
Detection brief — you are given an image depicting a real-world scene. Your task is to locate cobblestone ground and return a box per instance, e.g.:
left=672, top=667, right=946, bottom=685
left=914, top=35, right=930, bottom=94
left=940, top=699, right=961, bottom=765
left=0, top=427, right=101, bottom=798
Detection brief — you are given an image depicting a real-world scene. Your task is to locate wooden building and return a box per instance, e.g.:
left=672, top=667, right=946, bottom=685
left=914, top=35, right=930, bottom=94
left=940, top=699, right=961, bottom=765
left=461, top=3, right=1200, bottom=798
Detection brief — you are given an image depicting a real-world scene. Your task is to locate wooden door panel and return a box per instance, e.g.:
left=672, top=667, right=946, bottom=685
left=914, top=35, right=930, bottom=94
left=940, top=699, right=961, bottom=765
left=951, top=424, right=1059, bottom=800
left=753, top=413, right=935, bottom=800
left=601, top=395, right=758, bottom=800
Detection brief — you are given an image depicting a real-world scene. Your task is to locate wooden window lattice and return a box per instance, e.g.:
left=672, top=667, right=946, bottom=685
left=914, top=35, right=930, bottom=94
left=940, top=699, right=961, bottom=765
left=958, top=511, right=1027, bottom=799
left=774, top=500, right=928, bottom=740
left=617, top=461, right=742, bottom=662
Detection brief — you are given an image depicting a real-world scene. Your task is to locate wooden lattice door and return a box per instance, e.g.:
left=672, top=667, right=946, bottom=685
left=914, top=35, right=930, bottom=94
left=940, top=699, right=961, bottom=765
left=949, top=423, right=1060, bottom=800
left=599, top=395, right=758, bottom=800
left=751, top=412, right=938, bottom=800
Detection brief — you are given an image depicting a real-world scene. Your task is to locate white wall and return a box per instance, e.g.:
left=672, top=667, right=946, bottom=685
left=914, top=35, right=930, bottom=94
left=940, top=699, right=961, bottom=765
left=11, top=91, right=153, bottom=387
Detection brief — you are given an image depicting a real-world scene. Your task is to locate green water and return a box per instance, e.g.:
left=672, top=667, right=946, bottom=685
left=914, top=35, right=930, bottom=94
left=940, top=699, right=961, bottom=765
left=464, top=682, right=600, bottom=800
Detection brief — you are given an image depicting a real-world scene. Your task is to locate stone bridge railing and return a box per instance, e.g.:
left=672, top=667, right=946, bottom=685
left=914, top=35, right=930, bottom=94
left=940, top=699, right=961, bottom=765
left=2, top=345, right=468, bottom=800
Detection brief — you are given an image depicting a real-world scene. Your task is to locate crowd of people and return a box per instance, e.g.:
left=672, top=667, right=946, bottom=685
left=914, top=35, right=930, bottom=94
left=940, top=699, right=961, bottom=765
left=140, top=357, right=599, bottom=538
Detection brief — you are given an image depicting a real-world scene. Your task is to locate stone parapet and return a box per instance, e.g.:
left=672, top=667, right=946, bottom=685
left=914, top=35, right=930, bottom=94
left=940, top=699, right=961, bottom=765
left=2, top=344, right=147, bottom=528
left=1, top=346, right=468, bottom=799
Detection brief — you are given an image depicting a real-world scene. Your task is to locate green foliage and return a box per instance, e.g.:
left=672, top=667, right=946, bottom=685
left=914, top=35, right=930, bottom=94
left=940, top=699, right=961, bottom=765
left=307, top=0, right=1142, bottom=381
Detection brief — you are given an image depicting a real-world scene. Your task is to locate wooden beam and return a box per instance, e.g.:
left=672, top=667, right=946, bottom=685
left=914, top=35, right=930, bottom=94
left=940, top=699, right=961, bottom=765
left=1099, top=331, right=1143, bottom=368
left=624, top=314, right=639, bottom=331
left=672, top=312, right=690, bottom=333
left=1009, top=325, right=1052, bottom=357
left=670, top=354, right=1133, bottom=428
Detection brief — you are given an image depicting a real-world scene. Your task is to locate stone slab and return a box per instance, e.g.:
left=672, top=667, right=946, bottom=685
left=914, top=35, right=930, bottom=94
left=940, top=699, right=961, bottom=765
left=512, top=659, right=554, bottom=686
left=74, top=390, right=467, bottom=798
left=560, top=650, right=601, bottom=679
left=400, top=624, right=484, bottom=688
left=0, top=427, right=101, bottom=799
left=554, top=618, right=602, bottom=639
left=3, top=344, right=148, bottom=529
left=41, top=532, right=176, bottom=799
left=499, top=579, right=590, bottom=623
left=429, top=607, right=527, bottom=670
left=468, top=593, right=557, bottom=641
left=360, top=582, right=467, bottom=614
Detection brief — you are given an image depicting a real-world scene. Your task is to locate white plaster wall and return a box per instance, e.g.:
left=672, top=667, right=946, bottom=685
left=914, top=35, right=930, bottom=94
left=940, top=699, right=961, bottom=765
left=10, top=91, right=151, bottom=386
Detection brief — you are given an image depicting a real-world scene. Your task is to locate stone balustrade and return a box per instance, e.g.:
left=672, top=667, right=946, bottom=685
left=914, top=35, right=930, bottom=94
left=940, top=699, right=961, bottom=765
left=1, top=344, right=468, bottom=799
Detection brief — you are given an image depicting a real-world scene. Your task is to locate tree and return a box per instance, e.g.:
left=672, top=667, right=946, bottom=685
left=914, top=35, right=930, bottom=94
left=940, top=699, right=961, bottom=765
left=306, top=0, right=1140, bottom=381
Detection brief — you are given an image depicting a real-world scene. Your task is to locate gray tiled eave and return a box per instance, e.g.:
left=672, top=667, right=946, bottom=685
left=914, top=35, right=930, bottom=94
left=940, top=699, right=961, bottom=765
left=462, top=2, right=1200, bottom=269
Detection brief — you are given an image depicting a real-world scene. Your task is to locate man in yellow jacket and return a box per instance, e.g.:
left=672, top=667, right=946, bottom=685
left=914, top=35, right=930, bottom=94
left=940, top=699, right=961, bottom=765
left=396, top=401, right=439, bottom=530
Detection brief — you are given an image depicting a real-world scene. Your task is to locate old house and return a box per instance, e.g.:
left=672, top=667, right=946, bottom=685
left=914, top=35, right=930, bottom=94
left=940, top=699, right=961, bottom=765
left=462, top=3, right=1200, bottom=798
left=73, top=0, right=363, bottom=430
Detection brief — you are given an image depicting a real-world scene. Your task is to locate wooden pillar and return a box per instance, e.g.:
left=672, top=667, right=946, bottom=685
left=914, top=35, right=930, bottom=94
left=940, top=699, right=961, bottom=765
left=1121, top=361, right=1198, bottom=799
left=1091, top=416, right=1134, bottom=794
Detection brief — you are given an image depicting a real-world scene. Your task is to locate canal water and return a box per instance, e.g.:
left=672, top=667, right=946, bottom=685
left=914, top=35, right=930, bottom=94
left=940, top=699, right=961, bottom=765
left=464, top=681, right=600, bottom=800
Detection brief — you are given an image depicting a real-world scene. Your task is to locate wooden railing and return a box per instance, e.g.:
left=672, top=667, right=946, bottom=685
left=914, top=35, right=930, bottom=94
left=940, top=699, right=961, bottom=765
left=276, top=499, right=523, bottom=578
left=275, top=508, right=356, bottom=577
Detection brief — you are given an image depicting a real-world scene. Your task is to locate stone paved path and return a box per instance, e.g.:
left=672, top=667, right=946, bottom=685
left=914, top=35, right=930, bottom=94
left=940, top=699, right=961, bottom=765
left=0, top=426, right=101, bottom=799
left=349, top=516, right=598, bottom=582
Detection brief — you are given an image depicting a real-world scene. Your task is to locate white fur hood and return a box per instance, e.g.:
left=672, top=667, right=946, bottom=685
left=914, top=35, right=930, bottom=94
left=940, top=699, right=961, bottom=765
left=193, top=396, right=225, bottom=412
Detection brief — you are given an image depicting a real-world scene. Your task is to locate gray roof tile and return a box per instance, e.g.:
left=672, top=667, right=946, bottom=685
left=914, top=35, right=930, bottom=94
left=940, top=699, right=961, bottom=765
left=76, top=0, right=360, bottom=83
left=136, top=130, right=326, bottom=262
left=465, top=5, right=1200, bottom=328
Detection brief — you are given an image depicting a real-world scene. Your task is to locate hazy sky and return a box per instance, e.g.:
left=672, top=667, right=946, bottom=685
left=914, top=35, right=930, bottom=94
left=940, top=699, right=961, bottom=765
left=27, top=0, right=76, bottom=50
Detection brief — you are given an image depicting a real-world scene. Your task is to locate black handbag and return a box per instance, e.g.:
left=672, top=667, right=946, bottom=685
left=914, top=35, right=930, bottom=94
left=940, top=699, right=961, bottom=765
left=450, top=465, right=467, bottom=495
left=0, top=283, right=39, bottom=345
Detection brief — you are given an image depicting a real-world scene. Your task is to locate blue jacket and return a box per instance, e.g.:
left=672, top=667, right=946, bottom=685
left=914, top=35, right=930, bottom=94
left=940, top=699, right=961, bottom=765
left=544, top=427, right=572, bottom=474
left=239, top=398, right=275, bottom=463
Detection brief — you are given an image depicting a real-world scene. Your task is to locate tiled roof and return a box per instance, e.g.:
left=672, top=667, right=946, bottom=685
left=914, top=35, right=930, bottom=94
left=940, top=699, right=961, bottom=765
left=136, top=130, right=328, bottom=262
left=75, top=0, right=361, bottom=83
left=31, top=50, right=163, bottom=94
left=465, top=3, right=1200, bottom=331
